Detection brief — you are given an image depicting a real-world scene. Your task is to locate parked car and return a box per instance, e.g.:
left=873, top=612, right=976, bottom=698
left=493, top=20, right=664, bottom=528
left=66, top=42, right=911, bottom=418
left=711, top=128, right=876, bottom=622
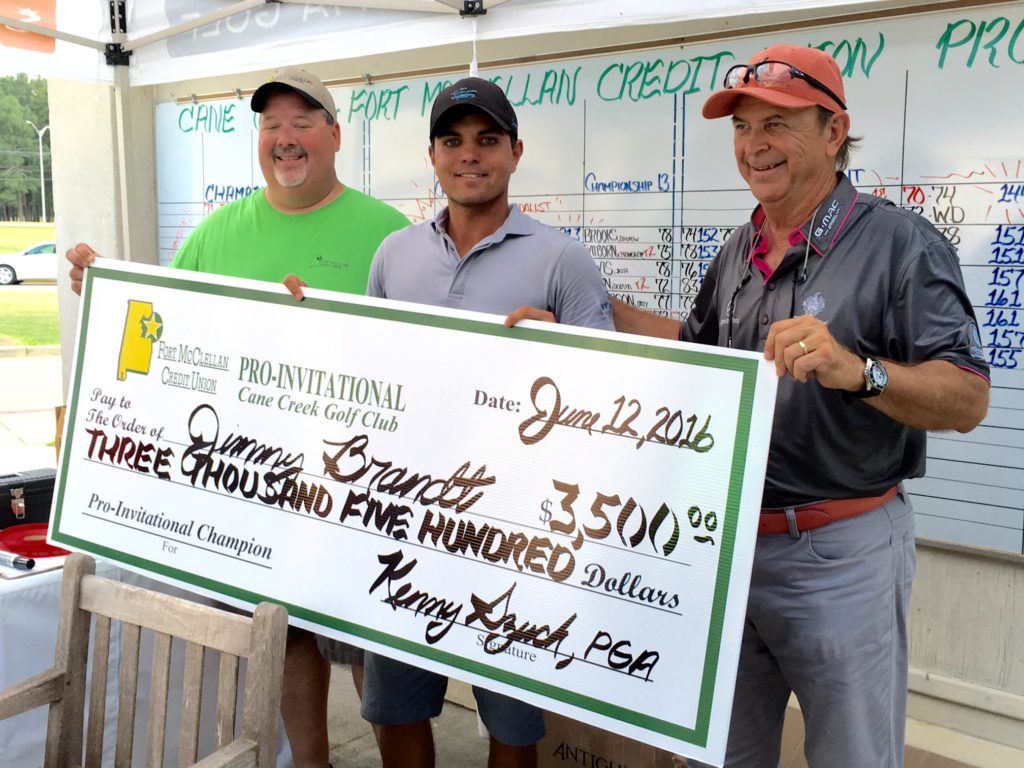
left=0, top=241, right=57, bottom=285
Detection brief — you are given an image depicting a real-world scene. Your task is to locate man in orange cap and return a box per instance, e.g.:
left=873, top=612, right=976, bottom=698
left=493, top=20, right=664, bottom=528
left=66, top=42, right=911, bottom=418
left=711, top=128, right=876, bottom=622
left=512, top=44, right=989, bottom=767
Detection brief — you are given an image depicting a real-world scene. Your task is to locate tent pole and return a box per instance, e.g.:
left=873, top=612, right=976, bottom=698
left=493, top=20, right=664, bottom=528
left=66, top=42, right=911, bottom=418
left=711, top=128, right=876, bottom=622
left=112, top=52, right=136, bottom=266
left=278, top=0, right=457, bottom=11
left=0, top=14, right=104, bottom=50
left=110, top=1, right=135, bottom=264
left=112, top=62, right=134, bottom=263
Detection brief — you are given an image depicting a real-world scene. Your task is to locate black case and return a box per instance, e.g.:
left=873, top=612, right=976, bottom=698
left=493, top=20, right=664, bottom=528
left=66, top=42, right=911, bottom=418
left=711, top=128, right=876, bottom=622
left=0, top=468, right=56, bottom=530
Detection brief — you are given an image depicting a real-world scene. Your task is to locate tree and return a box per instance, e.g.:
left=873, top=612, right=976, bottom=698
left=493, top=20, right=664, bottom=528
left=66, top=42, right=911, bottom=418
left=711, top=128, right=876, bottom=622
left=0, top=75, right=50, bottom=221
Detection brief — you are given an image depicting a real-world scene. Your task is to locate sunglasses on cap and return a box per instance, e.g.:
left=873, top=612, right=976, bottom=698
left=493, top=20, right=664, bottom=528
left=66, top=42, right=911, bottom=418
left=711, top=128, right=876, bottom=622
left=723, top=60, right=847, bottom=111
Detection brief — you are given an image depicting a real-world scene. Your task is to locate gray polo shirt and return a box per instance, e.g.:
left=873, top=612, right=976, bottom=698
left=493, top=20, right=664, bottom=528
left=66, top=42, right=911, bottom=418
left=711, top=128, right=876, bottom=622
left=368, top=205, right=613, bottom=330
left=682, top=174, right=989, bottom=507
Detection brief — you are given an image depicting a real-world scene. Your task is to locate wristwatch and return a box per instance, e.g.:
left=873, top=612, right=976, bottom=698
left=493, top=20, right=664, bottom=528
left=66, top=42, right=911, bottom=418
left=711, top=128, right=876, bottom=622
left=854, top=357, right=888, bottom=398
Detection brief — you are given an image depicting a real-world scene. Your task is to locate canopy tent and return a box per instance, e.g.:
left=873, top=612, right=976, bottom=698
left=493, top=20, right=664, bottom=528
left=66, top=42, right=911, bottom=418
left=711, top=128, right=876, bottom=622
left=8, top=4, right=1024, bottom=755
left=11, top=0, right=918, bottom=267
left=10, top=0, right=974, bottom=381
left=4, top=0, right=906, bottom=86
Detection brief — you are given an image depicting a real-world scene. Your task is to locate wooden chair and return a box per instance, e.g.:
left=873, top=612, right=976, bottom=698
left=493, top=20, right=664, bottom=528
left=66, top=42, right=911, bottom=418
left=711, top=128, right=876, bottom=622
left=0, top=553, right=287, bottom=768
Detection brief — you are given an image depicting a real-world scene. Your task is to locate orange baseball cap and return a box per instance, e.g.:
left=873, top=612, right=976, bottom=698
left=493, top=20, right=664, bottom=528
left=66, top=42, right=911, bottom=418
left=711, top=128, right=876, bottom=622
left=702, top=44, right=847, bottom=119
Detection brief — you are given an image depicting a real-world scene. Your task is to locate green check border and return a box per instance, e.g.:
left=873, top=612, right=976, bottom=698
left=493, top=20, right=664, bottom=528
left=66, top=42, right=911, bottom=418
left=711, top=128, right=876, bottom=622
left=52, top=265, right=760, bottom=748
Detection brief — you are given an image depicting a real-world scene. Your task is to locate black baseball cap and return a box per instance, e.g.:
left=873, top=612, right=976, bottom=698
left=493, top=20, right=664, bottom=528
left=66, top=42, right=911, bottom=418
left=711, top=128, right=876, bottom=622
left=429, top=77, right=519, bottom=142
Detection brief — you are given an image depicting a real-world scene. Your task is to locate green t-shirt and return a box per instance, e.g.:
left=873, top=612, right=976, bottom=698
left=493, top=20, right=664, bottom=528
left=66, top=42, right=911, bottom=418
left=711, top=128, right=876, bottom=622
left=170, top=187, right=409, bottom=293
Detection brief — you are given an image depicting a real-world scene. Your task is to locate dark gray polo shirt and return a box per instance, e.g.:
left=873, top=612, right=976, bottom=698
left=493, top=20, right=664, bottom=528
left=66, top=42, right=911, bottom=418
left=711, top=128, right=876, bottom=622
left=368, top=205, right=613, bottom=330
left=682, top=174, right=989, bottom=507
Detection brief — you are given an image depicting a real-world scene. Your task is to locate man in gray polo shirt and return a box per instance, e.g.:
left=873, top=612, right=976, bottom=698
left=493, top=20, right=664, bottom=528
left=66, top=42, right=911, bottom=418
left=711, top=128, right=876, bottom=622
left=287, top=77, right=611, bottom=767
left=369, top=76, right=611, bottom=768
left=522, top=45, right=990, bottom=767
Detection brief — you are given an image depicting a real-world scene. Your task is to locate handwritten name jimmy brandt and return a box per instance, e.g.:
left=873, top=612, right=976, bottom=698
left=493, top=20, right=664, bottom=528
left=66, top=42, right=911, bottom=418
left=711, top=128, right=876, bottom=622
left=84, top=404, right=582, bottom=581
left=80, top=372, right=676, bottom=679
left=82, top=419, right=663, bottom=678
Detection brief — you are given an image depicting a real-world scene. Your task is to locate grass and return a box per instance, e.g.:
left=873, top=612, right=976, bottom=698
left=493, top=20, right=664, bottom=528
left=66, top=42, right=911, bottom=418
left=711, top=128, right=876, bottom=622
left=0, top=288, right=59, bottom=346
left=0, top=222, right=56, bottom=253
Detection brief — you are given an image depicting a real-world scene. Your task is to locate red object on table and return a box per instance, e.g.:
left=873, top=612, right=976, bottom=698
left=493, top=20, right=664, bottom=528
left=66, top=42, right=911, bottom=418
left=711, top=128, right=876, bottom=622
left=0, top=523, right=70, bottom=558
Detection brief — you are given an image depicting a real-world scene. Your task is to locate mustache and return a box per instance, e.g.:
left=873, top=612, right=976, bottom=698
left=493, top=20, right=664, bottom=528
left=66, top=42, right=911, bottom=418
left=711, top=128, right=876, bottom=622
left=273, top=144, right=307, bottom=159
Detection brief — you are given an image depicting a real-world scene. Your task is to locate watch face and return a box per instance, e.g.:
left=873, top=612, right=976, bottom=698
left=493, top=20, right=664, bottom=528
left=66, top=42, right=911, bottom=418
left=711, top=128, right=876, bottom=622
left=869, top=361, right=888, bottom=389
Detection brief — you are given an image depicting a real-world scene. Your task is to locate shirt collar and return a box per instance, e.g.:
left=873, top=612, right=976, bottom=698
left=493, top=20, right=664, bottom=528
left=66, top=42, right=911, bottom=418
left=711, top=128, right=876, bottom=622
left=749, top=173, right=859, bottom=258
left=430, top=204, right=534, bottom=247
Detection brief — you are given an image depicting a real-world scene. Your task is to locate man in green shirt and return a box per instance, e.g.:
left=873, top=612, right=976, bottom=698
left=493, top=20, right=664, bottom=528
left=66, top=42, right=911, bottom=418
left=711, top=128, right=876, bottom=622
left=67, top=67, right=407, bottom=768
left=170, top=177, right=407, bottom=290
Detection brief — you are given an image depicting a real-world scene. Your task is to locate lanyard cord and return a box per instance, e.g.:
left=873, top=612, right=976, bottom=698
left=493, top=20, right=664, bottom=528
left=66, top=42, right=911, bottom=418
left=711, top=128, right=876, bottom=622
left=728, top=206, right=819, bottom=349
left=790, top=204, right=819, bottom=318
left=726, top=272, right=751, bottom=349
left=727, top=219, right=766, bottom=349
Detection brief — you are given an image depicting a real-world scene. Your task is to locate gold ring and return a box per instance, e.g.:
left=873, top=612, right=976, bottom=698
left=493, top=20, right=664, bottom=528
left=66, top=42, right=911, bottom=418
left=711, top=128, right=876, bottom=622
left=798, top=340, right=809, bottom=355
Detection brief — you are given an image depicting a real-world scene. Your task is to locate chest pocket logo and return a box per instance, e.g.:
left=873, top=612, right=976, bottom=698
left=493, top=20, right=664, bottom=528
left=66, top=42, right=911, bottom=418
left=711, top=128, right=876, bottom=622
left=802, top=292, right=826, bottom=317
left=310, top=254, right=349, bottom=271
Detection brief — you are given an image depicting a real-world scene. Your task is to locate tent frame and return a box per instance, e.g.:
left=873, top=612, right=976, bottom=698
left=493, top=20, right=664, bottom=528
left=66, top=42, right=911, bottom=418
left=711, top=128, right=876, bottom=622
left=0, top=0, right=507, bottom=61
left=0, top=0, right=503, bottom=259
left=3, top=0, right=1004, bottom=264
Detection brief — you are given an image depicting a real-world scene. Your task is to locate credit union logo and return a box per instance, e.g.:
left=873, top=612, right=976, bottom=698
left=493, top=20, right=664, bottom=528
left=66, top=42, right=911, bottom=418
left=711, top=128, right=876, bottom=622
left=117, top=300, right=163, bottom=381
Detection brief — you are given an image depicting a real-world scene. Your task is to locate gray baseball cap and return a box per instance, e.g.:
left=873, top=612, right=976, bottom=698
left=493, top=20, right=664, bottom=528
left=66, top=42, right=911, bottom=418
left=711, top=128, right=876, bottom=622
left=251, top=67, right=337, bottom=117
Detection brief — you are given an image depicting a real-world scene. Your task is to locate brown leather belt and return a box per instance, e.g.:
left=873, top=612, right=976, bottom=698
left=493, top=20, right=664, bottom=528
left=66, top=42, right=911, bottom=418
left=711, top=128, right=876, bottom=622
left=758, top=486, right=899, bottom=536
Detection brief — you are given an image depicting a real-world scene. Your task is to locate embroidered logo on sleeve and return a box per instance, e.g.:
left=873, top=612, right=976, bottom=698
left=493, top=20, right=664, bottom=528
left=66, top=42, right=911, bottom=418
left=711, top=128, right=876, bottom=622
left=967, top=322, right=985, bottom=360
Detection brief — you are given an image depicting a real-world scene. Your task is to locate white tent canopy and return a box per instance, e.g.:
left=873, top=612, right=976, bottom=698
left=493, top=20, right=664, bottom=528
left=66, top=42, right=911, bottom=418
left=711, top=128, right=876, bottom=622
left=13, top=0, right=949, bottom=387
left=3, top=0, right=894, bottom=86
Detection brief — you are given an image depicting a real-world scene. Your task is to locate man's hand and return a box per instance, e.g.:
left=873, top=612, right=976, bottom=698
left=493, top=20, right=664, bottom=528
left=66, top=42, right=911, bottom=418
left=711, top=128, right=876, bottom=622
left=66, top=243, right=99, bottom=296
left=764, top=315, right=989, bottom=431
left=504, top=305, right=556, bottom=327
left=283, top=274, right=308, bottom=301
left=764, top=315, right=862, bottom=390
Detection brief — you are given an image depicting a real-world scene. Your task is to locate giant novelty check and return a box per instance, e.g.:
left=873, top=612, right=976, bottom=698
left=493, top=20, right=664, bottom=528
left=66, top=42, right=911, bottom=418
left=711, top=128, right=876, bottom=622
left=52, top=261, right=776, bottom=765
